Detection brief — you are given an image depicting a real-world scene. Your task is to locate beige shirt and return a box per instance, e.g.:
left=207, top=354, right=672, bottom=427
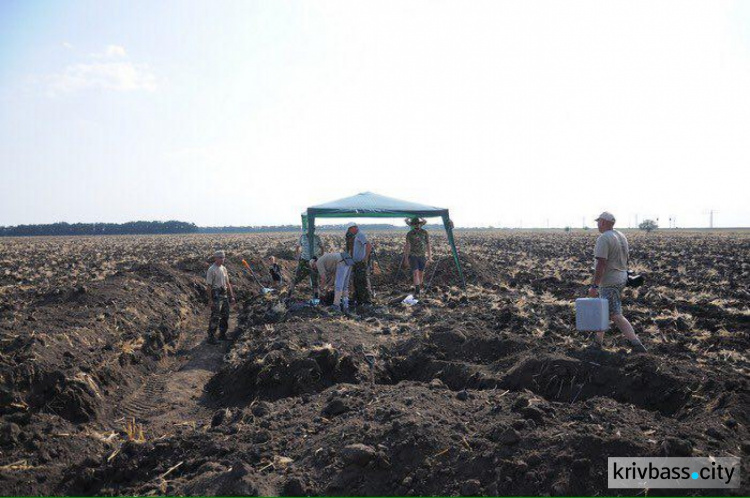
left=315, top=252, right=342, bottom=282
left=594, top=229, right=629, bottom=287
left=206, top=263, right=229, bottom=289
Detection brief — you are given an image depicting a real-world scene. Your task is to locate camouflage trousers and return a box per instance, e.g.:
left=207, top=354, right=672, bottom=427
left=208, top=288, right=230, bottom=337
left=352, top=261, right=371, bottom=304
left=294, top=259, right=319, bottom=291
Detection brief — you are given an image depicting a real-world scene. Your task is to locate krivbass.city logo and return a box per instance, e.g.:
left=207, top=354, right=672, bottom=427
left=608, top=457, right=740, bottom=489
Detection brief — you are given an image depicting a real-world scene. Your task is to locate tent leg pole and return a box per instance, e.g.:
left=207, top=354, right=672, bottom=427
left=307, top=214, right=317, bottom=300
left=443, top=214, right=465, bottom=289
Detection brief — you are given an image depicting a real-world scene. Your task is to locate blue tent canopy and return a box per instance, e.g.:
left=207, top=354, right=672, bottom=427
left=303, top=192, right=465, bottom=287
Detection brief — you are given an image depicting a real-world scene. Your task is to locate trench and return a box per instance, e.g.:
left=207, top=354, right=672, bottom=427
left=498, top=355, right=692, bottom=416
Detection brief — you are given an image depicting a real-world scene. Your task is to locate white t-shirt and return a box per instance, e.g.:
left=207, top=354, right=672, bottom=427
left=351, top=231, right=368, bottom=262
left=594, top=229, right=628, bottom=287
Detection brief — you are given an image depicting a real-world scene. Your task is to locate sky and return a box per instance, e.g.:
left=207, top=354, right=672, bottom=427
left=1, top=0, right=749, bottom=228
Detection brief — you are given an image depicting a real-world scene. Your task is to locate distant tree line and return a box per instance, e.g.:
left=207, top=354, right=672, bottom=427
left=1, top=221, right=466, bottom=237
left=198, top=225, right=301, bottom=233
left=0, top=221, right=199, bottom=237
left=198, top=223, right=447, bottom=233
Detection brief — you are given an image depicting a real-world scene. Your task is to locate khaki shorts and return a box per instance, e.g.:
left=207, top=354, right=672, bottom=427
left=599, top=284, right=625, bottom=316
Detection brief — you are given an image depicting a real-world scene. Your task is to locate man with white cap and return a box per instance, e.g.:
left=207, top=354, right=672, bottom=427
left=206, top=250, right=235, bottom=344
left=587, top=212, right=647, bottom=352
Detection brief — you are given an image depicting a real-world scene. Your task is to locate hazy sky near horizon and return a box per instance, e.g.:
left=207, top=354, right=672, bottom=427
left=1, top=0, right=749, bottom=228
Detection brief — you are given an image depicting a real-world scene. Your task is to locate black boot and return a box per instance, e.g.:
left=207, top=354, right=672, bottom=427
left=218, top=330, right=228, bottom=341
left=207, top=333, right=218, bottom=345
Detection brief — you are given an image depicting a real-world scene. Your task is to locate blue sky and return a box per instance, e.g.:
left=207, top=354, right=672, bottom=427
left=1, top=0, right=749, bottom=228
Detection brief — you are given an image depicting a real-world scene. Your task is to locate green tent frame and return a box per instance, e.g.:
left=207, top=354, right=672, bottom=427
left=302, top=192, right=466, bottom=288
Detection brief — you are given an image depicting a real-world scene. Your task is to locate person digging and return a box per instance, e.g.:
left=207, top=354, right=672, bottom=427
left=402, top=217, right=432, bottom=296
left=313, top=252, right=349, bottom=311
left=587, top=212, right=647, bottom=353
left=206, top=250, right=236, bottom=344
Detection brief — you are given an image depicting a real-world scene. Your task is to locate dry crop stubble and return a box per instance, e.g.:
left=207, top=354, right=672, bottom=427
left=0, top=231, right=748, bottom=496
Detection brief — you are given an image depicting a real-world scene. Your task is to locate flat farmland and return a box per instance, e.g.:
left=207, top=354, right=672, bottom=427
left=0, top=231, right=748, bottom=496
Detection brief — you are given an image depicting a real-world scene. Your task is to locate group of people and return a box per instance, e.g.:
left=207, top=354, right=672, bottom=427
left=204, top=216, right=431, bottom=342
left=292, top=216, right=431, bottom=313
left=204, top=211, right=647, bottom=353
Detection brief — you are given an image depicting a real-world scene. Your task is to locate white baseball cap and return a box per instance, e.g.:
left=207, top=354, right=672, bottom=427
left=346, top=222, right=358, bottom=228
left=213, top=250, right=226, bottom=258
left=595, top=212, right=616, bottom=223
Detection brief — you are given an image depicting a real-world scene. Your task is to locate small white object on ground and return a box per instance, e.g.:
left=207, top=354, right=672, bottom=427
left=402, top=294, right=419, bottom=305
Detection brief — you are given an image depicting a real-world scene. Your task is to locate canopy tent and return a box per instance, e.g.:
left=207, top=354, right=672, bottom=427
left=303, top=192, right=465, bottom=287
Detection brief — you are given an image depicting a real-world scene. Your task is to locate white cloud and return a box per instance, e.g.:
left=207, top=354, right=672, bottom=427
left=61, top=41, right=73, bottom=50
left=47, top=45, right=156, bottom=95
left=91, top=45, right=127, bottom=59
left=48, top=62, right=156, bottom=94
left=105, top=45, right=127, bottom=58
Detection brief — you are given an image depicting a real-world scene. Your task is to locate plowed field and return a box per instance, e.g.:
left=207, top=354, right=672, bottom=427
left=0, top=231, right=748, bottom=496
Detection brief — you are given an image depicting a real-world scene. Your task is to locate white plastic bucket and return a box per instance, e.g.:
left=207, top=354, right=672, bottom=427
left=575, top=298, right=609, bottom=331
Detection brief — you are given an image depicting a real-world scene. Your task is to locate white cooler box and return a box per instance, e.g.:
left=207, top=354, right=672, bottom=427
left=575, top=298, right=609, bottom=331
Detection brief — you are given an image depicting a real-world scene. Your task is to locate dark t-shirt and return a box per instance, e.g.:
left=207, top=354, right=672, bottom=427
left=406, top=228, right=429, bottom=257
left=270, top=263, right=282, bottom=281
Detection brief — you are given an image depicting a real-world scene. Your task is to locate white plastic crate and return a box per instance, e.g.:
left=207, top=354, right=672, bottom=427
left=575, top=298, right=609, bottom=331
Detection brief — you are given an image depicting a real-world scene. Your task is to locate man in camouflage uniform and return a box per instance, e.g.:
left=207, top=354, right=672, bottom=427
left=206, top=250, right=235, bottom=344
left=346, top=222, right=372, bottom=306
left=402, top=217, right=431, bottom=295
left=292, top=228, right=324, bottom=299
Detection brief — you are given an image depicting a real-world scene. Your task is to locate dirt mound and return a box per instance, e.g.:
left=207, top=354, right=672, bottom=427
left=428, top=252, right=496, bottom=288
left=500, top=353, right=693, bottom=415
left=208, top=342, right=363, bottom=403
left=207, top=320, right=391, bottom=404
left=264, top=241, right=298, bottom=261
left=59, top=382, right=670, bottom=497
left=370, top=250, right=495, bottom=290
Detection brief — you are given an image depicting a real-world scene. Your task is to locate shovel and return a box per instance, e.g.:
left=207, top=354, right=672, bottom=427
left=394, top=253, right=406, bottom=281
left=241, top=259, right=274, bottom=294
left=425, top=257, right=442, bottom=291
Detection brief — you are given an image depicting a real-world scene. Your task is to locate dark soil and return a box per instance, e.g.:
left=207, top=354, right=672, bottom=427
left=0, top=231, right=748, bottom=496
